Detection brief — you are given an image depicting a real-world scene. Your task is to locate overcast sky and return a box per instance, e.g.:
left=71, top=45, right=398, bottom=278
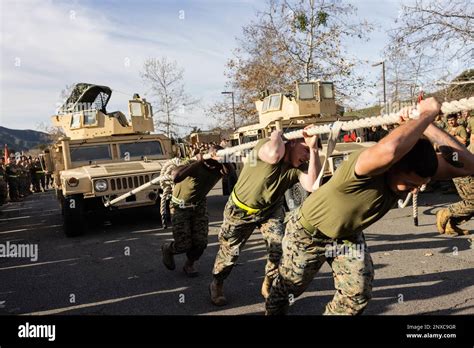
left=0, top=0, right=458, bottom=134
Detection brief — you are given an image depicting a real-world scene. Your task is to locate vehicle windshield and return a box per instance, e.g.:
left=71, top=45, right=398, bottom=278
left=119, top=141, right=164, bottom=159
left=70, top=144, right=113, bottom=163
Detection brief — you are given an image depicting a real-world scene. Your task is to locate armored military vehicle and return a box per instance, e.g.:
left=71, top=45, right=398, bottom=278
left=44, top=83, right=172, bottom=236
left=231, top=80, right=375, bottom=208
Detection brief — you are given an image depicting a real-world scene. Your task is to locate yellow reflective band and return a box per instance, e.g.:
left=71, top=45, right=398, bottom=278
left=231, top=190, right=260, bottom=215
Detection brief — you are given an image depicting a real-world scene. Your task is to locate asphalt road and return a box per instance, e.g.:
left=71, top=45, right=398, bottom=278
left=0, top=183, right=473, bottom=315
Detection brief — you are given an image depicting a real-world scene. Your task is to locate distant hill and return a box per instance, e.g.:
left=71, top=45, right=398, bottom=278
left=0, top=126, right=51, bottom=153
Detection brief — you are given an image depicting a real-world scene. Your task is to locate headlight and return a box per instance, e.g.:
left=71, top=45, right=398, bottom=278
left=67, top=177, right=79, bottom=187
left=332, top=156, right=344, bottom=171
left=94, top=179, right=108, bottom=192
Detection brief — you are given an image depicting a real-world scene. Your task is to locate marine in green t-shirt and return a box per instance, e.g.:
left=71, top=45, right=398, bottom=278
left=446, top=113, right=468, bottom=145
left=299, top=149, right=398, bottom=239
left=173, top=160, right=223, bottom=204
left=210, top=127, right=322, bottom=306
left=233, top=139, right=302, bottom=209
left=266, top=98, right=474, bottom=316
left=161, top=146, right=234, bottom=277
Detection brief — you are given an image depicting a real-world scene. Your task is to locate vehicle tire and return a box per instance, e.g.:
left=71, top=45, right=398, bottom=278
left=62, top=194, right=86, bottom=237
left=284, top=182, right=309, bottom=211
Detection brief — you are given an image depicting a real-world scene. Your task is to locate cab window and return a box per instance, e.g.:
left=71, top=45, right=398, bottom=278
left=262, top=97, right=270, bottom=112
left=321, top=83, right=334, bottom=99
left=70, top=113, right=81, bottom=128
left=298, top=83, right=315, bottom=100
left=83, top=111, right=98, bottom=126
left=268, top=94, right=282, bottom=111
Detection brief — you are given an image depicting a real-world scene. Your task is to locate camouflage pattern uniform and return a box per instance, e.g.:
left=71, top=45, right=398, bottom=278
left=212, top=197, right=286, bottom=282
left=5, top=162, right=20, bottom=201
left=448, top=176, right=474, bottom=226
left=30, top=160, right=40, bottom=192
left=444, top=139, right=474, bottom=230
left=211, top=139, right=302, bottom=290
left=169, top=198, right=209, bottom=261
left=0, top=164, right=7, bottom=206
left=18, top=164, right=28, bottom=197
left=265, top=209, right=373, bottom=315
left=266, top=150, right=398, bottom=315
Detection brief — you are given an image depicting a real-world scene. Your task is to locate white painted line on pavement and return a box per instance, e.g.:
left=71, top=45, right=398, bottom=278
left=0, top=229, right=28, bottom=235
left=0, top=258, right=79, bottom=271
left=0, top=216, right=31, bottom=221
left=23, top=287, right=188, bottom=315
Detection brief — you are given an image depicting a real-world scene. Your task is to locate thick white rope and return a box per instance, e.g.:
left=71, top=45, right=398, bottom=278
left=398, top=185, right=426, bottom=225
left=208, top=97, right=474, bottom=159
left=413, top=191, right=419, bottom=226
left=105, top=96, right=474, bottom=207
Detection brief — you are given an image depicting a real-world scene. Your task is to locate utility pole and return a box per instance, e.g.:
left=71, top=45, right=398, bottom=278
left=372, top=61, right=386, bottom=111
left=221, top=91, right=236, bottom=130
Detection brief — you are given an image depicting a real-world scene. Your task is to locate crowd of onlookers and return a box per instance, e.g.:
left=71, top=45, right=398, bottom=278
left=184, top=140, right=230, bottom=157
left=0, top=154, right=52, bottom=206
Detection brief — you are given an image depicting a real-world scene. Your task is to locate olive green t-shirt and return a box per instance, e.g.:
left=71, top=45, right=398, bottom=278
left=299, top=150, right=398, bottom=239
left=447, top=124, right=468, bottom=143
left=173, top=161, right=222, bottom=203
left=233, top=139, right=302, bottom=209
left=434, top=119, right=446, bottom=130
left=467, top=116, right=474, bottom=132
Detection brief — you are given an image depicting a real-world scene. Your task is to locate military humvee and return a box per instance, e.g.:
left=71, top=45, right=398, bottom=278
left=44, top=83, right=172, bottom=236
left=231, top=80, right=375, bottom=208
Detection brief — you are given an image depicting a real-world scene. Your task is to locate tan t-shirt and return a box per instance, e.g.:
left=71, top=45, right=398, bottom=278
left=300, top=149, right=398, bottom=239
left=233, top=139, right=302, bottom=209
left=173, top=161, right=222, bottom=203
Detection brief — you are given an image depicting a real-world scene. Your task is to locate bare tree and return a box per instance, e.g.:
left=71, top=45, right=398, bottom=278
left=208, top=0, right=373, bottom=128
left=141, top=57, right=199, bottom=138
left=389, top=0, right=472, bottom=61
left=385, top=0, right=473, bottom=98
left=36, top=121, right=65, bottom=143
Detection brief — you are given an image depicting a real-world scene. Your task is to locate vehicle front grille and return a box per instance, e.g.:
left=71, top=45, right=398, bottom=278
left=108, top=174, right=151, bottom=191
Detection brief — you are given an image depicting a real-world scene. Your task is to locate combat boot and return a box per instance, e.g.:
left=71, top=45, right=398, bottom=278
left=183, top=259, right=198, bottom=277
left=445, top=220, right=470, bottom=236
left=261, top=275, right=273, bottom=299
left=209, top=279, right=227, bottom=306
left=161, top=243, right=175, bottom=270
left=436, top=209, right=451, bottom=234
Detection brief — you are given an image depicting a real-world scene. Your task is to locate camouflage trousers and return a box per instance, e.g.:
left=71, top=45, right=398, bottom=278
left=7, top=178, right=19, bottom=201
left=169, top=199, right=209, bottom=262
left=212, top=197, right=285, bottom=282
left=0, top=179, right=7, bottom=205
left=448, top=176, right=474, bottom=223
left=266, top=210, right=374, bottom=315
